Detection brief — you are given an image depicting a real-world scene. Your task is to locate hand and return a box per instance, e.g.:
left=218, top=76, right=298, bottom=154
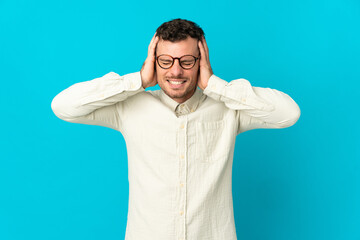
left=197, top=36, right=213, bottom=90
left=141, top=33, right=159, bottom=89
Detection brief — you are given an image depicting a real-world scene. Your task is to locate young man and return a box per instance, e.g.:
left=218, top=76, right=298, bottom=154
left=51, top=19, right=300, bottom=240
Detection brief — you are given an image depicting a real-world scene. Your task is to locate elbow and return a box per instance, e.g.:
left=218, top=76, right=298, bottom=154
left=51, top=94, right=71, bottom=121
left=279, top=102, right=301, bottom=128
left=51, top=95, right=64, bottom=120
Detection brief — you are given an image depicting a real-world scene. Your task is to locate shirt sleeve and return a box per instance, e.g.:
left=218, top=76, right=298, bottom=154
left=203, top=74, right=301, bottom=134
left=51, top=71, right=144, bottom=131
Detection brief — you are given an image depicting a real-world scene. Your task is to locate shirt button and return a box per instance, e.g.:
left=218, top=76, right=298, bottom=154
left=180, top=154, right=184, bottom=159
left=180, top=211, right=184, bottom=215
left=180, top=124, right=184, bottom=129
left=242, top=98, right=246, bottom=103
left=130, top=83, right=135, bottom=89
left=180, top=104, right=184, bottom=109
left=180, top=183, right=184, bottom=187
left=190, top=109, right=195, bottom=112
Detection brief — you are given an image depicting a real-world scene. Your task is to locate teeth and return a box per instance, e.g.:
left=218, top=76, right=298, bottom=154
left=169, top=80, right=185, bottom=85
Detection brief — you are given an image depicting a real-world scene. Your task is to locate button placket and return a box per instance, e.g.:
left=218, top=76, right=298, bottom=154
left=177, top=116, right=187, bottom=240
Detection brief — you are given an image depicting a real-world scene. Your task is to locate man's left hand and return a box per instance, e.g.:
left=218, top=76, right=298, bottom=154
left=197, top=36, right=213, bottom=90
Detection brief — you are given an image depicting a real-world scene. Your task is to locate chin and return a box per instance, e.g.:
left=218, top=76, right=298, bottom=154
left=165, top=88, right=186, bottom=98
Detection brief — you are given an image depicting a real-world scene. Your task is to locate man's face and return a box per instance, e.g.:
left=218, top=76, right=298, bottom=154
left=155, top=37, right=200, bottom=103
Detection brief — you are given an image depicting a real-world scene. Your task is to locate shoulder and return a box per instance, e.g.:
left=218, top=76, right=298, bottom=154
left=125, top=89, right=161, bottom=104
left=146, top=89, right=161, bottom=99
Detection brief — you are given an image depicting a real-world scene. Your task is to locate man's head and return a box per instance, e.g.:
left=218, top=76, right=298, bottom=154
left=154, top=19, right=205, bottom=103
left=155, top=18, right=204, bottom=42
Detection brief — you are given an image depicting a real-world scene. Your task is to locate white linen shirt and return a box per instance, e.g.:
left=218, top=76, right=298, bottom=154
left=51, top=72, right=300, bottom=240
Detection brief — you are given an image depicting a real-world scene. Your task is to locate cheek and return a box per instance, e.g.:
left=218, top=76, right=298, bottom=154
left=156, top=67, right=165, bottom=78
left=189, top=68, right=199, bottom=80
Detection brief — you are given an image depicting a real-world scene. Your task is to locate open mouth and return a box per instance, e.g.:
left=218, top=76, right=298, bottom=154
left=166, top=79, right=187, bottom=88
left=167, top=80, right=187, bottom=85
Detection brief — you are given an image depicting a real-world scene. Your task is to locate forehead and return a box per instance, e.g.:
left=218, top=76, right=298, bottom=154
left=156, top=37, right=199, bottom=57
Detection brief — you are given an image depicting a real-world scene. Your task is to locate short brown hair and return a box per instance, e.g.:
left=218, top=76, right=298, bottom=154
left=155, top=18, right=205, bottom=42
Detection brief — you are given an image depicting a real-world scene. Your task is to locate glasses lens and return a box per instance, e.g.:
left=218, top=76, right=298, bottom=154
left=180, top=56, right=196, bottom=69
left=158, top=55, right=173, bottom=69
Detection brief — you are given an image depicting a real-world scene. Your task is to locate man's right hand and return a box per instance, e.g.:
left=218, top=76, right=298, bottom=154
left=141, top=33, right=159, bottom=89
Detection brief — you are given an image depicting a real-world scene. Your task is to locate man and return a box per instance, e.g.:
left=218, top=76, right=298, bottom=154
left=51, top=19, right=300, bottom=240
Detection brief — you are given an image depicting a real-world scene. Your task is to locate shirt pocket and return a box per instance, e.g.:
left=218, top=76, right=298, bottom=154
left=195, top=120, right=227, bottom=163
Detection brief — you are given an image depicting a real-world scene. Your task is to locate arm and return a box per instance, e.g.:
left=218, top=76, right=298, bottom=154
left=203, top=75, right=301, bottom=134
left=51, top=71, right=144, bottom=131
left=51, top=33, right=160, bottom=131
left=197, top=37, right=300, bottom=134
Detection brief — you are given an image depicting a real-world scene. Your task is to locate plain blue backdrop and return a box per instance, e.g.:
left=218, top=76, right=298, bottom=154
left=1, top=0, right=359, bottom=239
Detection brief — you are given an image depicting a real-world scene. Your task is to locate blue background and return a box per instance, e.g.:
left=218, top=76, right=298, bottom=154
left=1, top=0, right=359, bottom=239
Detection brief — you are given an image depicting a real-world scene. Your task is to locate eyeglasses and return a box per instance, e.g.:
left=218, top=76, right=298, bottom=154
left=156, top=54, right=200, bottom=70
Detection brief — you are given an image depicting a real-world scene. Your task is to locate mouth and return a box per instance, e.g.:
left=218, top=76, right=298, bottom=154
left=166, top=79, right=187, bottom=88
left=168, top=80, right=187, bottom=85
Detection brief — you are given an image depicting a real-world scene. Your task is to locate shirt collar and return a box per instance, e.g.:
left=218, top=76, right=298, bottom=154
left=159, top=88, right=204, bottom=115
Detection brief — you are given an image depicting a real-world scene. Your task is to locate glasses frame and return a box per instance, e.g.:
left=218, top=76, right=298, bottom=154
left=156, top=54, right=200, bottom=70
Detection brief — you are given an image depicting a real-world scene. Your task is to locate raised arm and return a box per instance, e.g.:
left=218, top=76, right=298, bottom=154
left=203, top=75, right=300, bottom=133
left=198, top=37, right=300, bottom=134
left=51, top=33, right=160, bottom=131
left=51, top=72, right=144, bottom=131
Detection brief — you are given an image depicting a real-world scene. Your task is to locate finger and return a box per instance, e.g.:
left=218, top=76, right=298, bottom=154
left=202, top=36, right=208, bottom=51
left=202, top=36, right=210, bottom=61
left=148, top=36, right=159, bottom=59
left=148, top=34, right=154, bottom=51
left=148, top=32, right=157, bottom=52
left=150, top=32, right=157, bottom=44
left=149, top=36, right=159, bottom=58
left=198, top=40, right=207, bottom=65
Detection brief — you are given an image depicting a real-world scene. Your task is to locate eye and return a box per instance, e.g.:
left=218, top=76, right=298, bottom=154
left=181, top=61, right=194, bottom=66
left=160, top=61, right=172, bottom=66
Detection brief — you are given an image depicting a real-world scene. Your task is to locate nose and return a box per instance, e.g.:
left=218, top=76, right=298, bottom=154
left=169, top=59, right=184, bottom=76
